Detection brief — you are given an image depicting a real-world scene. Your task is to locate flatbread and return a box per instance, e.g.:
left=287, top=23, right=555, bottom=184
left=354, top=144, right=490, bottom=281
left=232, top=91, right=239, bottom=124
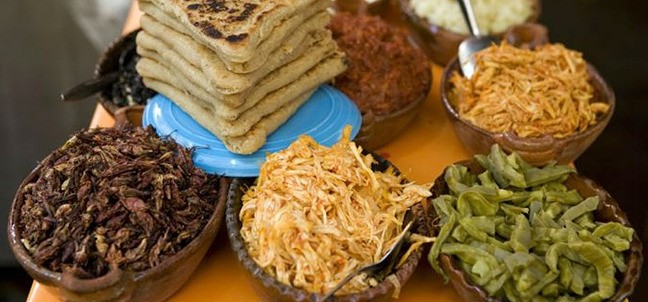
left=139, top=0, right=331, bottom=67
left=135, top=47, right=318, bottom=120
left=136, top=56, right=216, bottom=109
left=143, top=77, right=314, bottom=154
left=138, top=14, right=332, bottom=95
left=136, top=31, right=336, bottom=116
left=137, top=52, right=347, bottom=135
left=139, top=14, right=326, bottom=93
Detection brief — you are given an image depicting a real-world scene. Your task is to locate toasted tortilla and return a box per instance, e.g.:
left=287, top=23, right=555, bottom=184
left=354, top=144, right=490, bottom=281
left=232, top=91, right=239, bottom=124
left=136, top=31, right=337, bottom=117
left=142, top=77, right=314, bottom=154
left=136, top=38, right=335, bottom=120
left=138, top=14, right=333, bottom=96
left=138, top=0, right=330, bottom=67
left=137, top=52, right=347, bottom=137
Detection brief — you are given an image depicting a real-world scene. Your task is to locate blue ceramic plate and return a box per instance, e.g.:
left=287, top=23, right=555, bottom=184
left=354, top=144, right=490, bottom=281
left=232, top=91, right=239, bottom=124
left=142, top=85, right=361, bottom=177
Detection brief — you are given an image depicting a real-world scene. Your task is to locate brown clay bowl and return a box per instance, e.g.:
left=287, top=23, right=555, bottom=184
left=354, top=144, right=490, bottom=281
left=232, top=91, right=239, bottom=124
left=441, top=57, right=615, bottom=166
left=429, top=160, right=643, bottom=302
left=8, top=151, right=231, bottom=301
left=354, top=86, right=429, bottom=151
left=399, top=0, right=542, bottom=66
left=328, top=11, right=432, bottom=151
left=503, top=23, right=550, bottom=50
left=113, top=105, right=145, bottom=128
left=225, top=153, right=431, bottom=301
left=332, top=0, right=389, bottom=16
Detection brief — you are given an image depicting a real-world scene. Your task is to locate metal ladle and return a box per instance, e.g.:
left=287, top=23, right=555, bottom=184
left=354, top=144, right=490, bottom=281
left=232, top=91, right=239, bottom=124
left=318, top=220, right=414, bottom=302
left=457, top=0, right=498, bottom=79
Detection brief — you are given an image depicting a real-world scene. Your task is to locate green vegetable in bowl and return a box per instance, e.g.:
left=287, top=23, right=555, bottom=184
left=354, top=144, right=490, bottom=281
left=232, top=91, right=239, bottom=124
left=429, top=145, right=634, bottom=301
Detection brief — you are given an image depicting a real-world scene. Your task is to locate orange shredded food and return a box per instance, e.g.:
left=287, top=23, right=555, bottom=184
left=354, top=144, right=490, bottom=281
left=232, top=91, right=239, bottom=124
left=239, top=126, right=431, bottom=295
left=450, top=42, right=610, bottom=138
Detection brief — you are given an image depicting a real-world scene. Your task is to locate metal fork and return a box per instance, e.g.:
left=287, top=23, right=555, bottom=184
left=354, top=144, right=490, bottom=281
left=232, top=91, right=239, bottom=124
left=318, top=220, right=414, bottom=302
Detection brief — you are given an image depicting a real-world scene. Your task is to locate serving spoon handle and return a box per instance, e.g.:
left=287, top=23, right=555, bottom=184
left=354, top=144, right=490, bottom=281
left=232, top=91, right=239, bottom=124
left=60, top=72, right=119, bottom=102
left=458, top=0, right=480, bottom=36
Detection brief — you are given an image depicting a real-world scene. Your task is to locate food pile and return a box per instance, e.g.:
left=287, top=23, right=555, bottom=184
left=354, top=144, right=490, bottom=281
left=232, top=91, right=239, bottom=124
left=409, top=0, right=534, bottom=35
left=14, top=0, right=642, bottom=301
left=106, top=32, right=156, bottom=108
left=110, top=54, right=155, bottom=108
left=239, top=126, right=432, bottom=295
left=429, top=145, right=634, bottom=301
left=329, top=12, right=430, bottom=116
left=135, top=0, right=346, bottom=154
left=450, top=42, right=610, bottom=138
left=18, top=126, right=220, bottom=278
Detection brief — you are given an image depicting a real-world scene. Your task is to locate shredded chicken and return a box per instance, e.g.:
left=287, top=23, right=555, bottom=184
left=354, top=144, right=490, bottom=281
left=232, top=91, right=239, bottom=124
left=451, top=42, right=609, bottom=138
left=239, top=126, right=431, bottom=295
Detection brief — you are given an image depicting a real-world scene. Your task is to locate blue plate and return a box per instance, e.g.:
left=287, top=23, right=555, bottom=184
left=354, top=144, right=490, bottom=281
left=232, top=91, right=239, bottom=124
left=142, top=85, right=361, bottom=177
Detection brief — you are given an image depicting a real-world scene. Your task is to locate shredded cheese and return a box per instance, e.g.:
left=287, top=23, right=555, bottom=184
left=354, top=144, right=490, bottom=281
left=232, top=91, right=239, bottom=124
left=450, top=42, right=609, bottom=139
left=239, top=126, right=431, bottom=295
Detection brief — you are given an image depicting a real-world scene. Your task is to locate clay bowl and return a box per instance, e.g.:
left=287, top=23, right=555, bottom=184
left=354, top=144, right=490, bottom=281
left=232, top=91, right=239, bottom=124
left=441, top=58, right=615, bottom=166
left=95, top=28, right=153, bottom=118
left=354, top=83, right=429, bottom=151
left=328, top=11, right=432, bottom=151
left=8, top=152, right=231, bottom=301
left=113, top=105, right=145, bottom=128
left=399, top=0, right=542, bottom=66
left=429, top=160, right=643, bottom=302
left=332, top=0, right=389, bottom=16
left=502, top=23, right=550, bottom=50
left=226, top=153, right=431, bottom=301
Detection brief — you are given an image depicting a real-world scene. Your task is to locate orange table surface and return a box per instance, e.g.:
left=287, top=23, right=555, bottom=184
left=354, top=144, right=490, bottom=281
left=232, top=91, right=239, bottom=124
left=26, top=3, right=469, bottom=301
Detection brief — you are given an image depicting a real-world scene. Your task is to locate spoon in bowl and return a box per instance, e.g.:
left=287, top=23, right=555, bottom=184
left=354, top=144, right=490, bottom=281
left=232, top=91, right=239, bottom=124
left=457, top=0, right=498, bottom=79
left=318, top=220, right=414, bottom=302
left=60, top=42, right=137, bottom=102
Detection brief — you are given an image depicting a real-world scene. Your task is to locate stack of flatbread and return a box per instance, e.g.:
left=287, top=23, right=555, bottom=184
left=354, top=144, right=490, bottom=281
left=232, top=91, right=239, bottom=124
left=135, top=0, right=347, bottom=154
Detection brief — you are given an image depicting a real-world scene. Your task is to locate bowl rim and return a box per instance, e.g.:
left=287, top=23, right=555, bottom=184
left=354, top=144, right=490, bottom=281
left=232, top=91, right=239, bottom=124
left=399, top=0, right=542, bottom=39
left=225, top=152, right=430, bottom=301
left=355, top=84, right=429, bottom=150
left=7, top=136, right=231, bottom=294
left=331, top=0, right=389, bottom=15
left=113, top=105, right=146, bottom=128
left=440, top=56, right=616, bottom=159
left=429, top=159, right=644, bottom=302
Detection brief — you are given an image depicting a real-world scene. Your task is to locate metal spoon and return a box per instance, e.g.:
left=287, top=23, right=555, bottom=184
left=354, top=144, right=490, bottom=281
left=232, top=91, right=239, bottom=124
left=318, top=220, right=414, bottom=302
left=60, top=42, right=137, bottom=102
left=59, top=72, right=119, bottom=102
left=457, top=0, right=498, bottom=79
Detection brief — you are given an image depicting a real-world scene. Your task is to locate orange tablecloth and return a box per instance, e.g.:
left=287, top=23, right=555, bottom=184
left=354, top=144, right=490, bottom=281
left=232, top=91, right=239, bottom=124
left=27, top=2, right=469, bottom=301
